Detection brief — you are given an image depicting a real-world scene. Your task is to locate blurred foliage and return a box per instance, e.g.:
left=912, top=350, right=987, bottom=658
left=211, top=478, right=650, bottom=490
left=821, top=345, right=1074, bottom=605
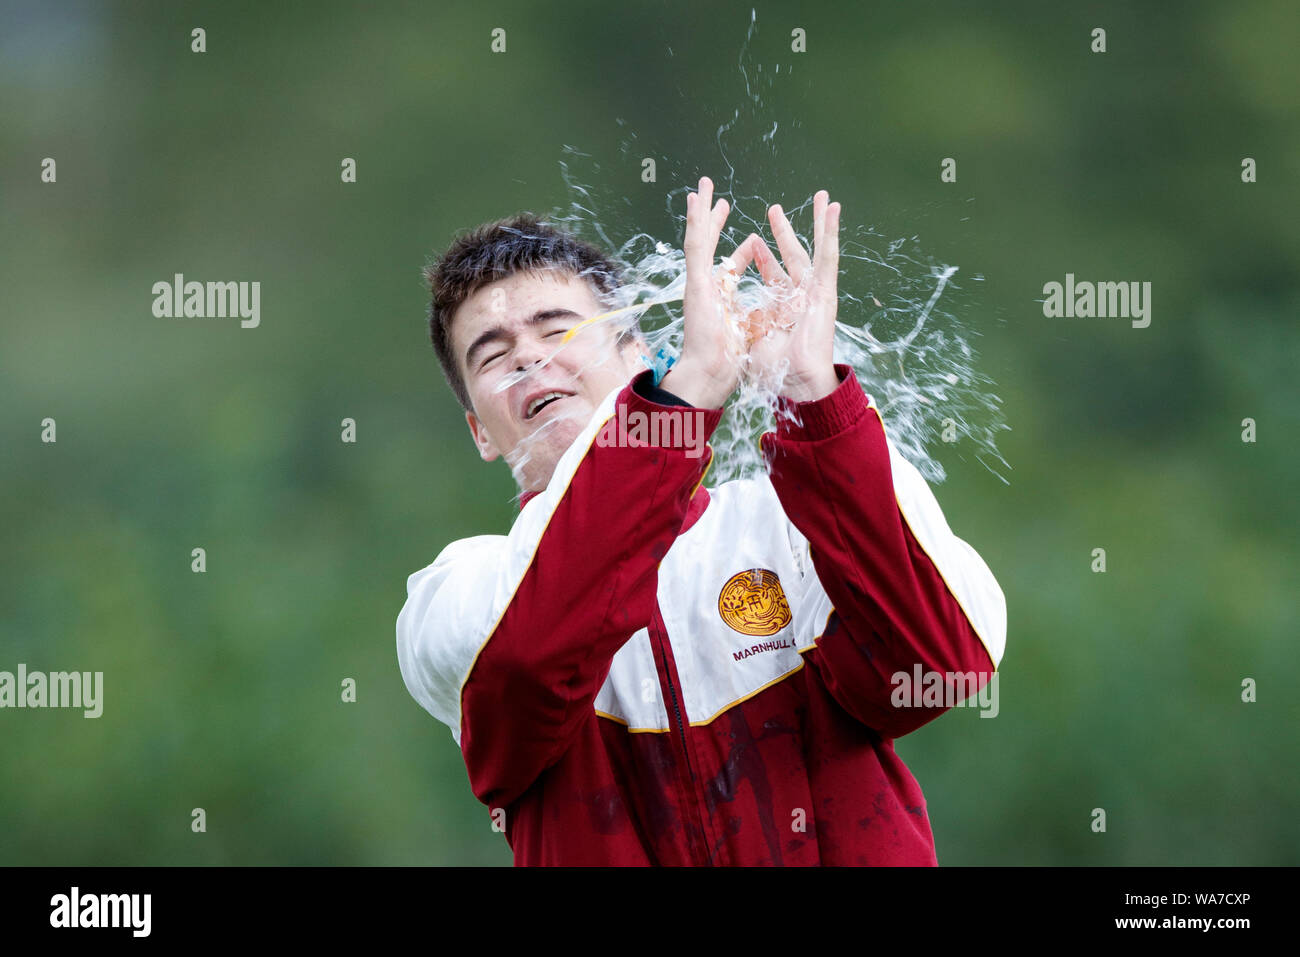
left=0, top=0, right=1296, bottom=865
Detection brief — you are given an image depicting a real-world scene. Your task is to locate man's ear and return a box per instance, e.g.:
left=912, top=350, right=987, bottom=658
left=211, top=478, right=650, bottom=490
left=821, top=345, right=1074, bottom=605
left=619, top=332, right=651, bottom=376
left=465, top=410, right=501, bottom=462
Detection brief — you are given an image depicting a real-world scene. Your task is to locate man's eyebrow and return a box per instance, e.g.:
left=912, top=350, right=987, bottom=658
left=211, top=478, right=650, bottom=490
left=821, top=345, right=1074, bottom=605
left=463, top=308, right=583, bottom=370
left=528, top=308, right=582, bottom=327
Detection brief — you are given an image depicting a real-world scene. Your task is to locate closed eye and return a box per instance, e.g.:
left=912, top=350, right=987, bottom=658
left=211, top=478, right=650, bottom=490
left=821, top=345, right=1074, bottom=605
left=480, top=351, right=505, bottom=370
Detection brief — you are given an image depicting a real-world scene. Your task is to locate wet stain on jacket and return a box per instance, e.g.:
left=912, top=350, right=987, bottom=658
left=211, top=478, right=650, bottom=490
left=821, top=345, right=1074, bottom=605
left=703, top=709, right=800, bottom=865
left=581, top=784, right=628, bottom=836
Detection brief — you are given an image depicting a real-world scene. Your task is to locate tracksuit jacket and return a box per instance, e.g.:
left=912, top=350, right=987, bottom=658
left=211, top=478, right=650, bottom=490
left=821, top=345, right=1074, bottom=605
left=396, top=363, right=1007, bottom=865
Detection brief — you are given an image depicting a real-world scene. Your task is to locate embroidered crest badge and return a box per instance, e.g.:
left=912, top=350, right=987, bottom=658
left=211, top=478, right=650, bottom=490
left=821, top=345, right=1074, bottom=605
left=718, top=568, right=792, bottom=636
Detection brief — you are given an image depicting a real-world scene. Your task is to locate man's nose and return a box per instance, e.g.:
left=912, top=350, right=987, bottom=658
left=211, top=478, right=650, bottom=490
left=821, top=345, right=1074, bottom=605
left=511, top=334, right=550, bottom=371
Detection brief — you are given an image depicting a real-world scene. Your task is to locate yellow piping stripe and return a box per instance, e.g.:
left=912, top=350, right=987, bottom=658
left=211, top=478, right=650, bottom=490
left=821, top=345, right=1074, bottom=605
left=799, top=608, right=836, bottom=654
left=456, top=406, right=620, bottom=717
left=594, top=606, right=848, bottom=730
left=681, top=608, right=850, bottom=726
left=689, top=444, right=715, bottom=499
left=594, top=709, right=670, bottom=733
left=598, top=627, right=830, bottom=731
left=688, top=658, right=807, bottom=726
left=594, top=658, right=810, bottom=731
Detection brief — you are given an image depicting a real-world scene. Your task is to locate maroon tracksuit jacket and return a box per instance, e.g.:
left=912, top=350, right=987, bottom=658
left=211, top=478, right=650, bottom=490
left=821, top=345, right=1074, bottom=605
left=397, top=364, right=1007, bottom=864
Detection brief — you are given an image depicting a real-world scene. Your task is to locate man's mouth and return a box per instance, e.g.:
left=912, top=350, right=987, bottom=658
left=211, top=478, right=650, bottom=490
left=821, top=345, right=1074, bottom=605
left=523, top=390, right=575, bottom=421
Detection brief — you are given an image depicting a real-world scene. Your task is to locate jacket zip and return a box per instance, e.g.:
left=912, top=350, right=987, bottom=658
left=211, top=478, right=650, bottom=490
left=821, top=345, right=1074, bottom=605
left=649, top=604, right=717, bottom=866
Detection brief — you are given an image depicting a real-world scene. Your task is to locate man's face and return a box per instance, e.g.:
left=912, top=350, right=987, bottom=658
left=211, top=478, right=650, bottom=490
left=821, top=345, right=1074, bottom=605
left=452, top=269, right=644, bottom=492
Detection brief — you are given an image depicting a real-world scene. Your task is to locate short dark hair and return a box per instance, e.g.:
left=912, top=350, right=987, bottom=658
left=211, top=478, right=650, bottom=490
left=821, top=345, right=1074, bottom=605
left=424, top=213, right=625, bottom=412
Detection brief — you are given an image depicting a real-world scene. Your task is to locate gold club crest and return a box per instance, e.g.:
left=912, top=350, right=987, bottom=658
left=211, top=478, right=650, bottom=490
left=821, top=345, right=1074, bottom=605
left=718, top=569, right=792, bottom=636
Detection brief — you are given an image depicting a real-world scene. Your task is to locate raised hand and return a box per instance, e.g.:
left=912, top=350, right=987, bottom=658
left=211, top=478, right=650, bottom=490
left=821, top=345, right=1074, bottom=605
left=660, top=176, right=764, bottom=409
left=743, top=190, right=842, bottom=403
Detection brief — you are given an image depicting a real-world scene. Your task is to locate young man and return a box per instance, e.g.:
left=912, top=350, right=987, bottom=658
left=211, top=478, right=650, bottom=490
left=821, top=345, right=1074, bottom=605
left=397, top=177, right=1007, bottom=865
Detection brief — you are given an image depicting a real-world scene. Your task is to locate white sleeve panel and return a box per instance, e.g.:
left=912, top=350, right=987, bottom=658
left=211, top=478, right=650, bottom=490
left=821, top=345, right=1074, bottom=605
left=773, top=392, right=1008, bottom=669
left=396, top=536, right=504, bottom=746
left=871, top=402, right=1008, bottom=668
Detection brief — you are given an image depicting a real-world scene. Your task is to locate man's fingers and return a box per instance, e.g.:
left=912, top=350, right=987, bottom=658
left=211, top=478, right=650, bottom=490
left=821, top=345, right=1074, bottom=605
left=684, top=177, right=713, bottom=253
left=768, top=203, right=812, bottom=285
left=684, top=181, right=708, bottom=295
left=686, top=176, right=726, bottom=296
left=814, top=200, right=841, bottom=294
left=812, top=190, right=827, bottom=258
left=724, top=232, right=762, bottom=276
left=703, top=176, right=733, bottom=266
left=750, top=232, right=789, bottom=289
left=709, top=194, right=730, bottom=254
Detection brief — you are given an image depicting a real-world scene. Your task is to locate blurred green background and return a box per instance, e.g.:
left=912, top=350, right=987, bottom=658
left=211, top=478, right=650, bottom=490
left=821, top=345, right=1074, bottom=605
left=2, top=0, right=1296, bottom=865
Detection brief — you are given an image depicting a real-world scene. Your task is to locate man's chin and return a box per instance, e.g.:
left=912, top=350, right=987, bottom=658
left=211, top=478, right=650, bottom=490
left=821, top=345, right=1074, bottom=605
left=510, top=412, right=587, bottom=491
